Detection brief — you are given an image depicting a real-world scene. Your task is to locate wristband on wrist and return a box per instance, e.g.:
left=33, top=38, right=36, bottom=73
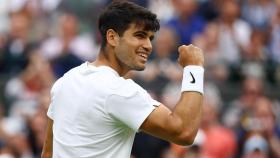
left=181, top=65, right=204, bottom=94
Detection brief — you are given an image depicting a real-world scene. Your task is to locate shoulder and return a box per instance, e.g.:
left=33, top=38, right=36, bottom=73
left=50, top=77, right=64, bottom=96
left=110, top=78, right=146, bottom=98
left=50, top=65, right=80, bottom=93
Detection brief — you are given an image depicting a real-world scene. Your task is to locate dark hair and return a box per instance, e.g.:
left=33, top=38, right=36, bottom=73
left=98, top=0, right=160, bottom=49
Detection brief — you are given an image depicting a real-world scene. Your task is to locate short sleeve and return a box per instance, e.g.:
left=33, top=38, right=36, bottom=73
left=47, top=87, right=55, bottom=120
left=106, top=83, right=160, bottom=132
left=47, top=78, right=62, bottom=120
left=47, top=103, right=54, bottom=119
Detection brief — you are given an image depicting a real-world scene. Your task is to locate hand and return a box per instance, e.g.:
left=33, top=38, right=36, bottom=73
left=178, top=44, right=204, bottom=67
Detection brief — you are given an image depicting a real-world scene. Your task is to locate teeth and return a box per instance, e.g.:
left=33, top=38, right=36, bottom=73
left=139, top=53, right=147, bottom=58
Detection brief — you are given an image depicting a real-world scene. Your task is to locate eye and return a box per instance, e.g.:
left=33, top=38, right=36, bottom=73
left=135, top=33, right=146, bottom=39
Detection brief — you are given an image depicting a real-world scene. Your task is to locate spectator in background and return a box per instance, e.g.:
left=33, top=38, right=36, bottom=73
left=148, top=0, right=175, bottom=23
left=1, top=46, right=53, bottom=158
left=1, top=48, right=53, bottom=157
left=242, top=30, right=268, bottom=63
left=4, top=132, right=33, bottom=158
left=0, top=0, right=9, bottom=33
left=216, top=0, right=251, bottom=68
left=197, top=0, right=220, bottom=22
left=166, top=0, right=206, bottom=45
left=252, top=97, right=280, bottom=158
left=26, top=89, right=50, bottom=157
left=270, top=3, right=280, bottom=64
left=268, top=3, right=280, bottom=84
left=0, top=104, right=33, bottom=158
left=199, top=91, right=236, bottom=158
left=235, top=97, right=280, bottom=158
left=194, top=0, right=253, bottom=83
left=40, top=12, right=97, bottom=78
left=193, top=22, right=229, bottom=83
left=0, top=32, right=7, bottom=52
left=4, top=47, right=54, bottom=117
left=0, top=32, right=7, bottom=83
left=241, top=0, right=276, bottom=30
left=222, top=76, right=265, bottom=156
left=239, top=29, right=269, bottom=81
left=0, top=11, right=33, bottom=77
left=223, top=76, right=264, bottom=129
left=242, top=134, right=269, bottom=158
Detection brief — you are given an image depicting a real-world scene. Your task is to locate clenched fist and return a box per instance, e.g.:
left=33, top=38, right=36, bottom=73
left=178, top=44, right=204, bottom=67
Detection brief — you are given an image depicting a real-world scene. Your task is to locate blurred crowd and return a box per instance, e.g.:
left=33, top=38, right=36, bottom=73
left=0, top=0, right=280, bottom=158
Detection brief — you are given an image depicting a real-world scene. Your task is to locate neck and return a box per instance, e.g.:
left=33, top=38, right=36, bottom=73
left=90, top=48, right=129, bottom=76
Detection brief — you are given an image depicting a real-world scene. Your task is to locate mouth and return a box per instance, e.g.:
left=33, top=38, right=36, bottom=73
left=137, top=52, right=149, bottom=62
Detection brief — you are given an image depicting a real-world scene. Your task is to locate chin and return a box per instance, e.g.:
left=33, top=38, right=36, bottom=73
left=137, top=67, right=145, bottom=71
left=132, top=65, right=145, bottom=71
left=134, top=67, right=145, bottom=71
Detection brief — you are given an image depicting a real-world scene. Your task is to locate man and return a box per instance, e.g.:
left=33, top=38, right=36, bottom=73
left=41, top=1, right=204, bottom=158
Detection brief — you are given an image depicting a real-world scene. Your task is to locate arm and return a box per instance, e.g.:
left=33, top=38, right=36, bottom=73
left=140, top=44, right=204, bottom=145
left=41, top=117, right=53, bottom=158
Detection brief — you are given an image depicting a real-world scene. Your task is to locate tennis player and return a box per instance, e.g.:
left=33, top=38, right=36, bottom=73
left=41, top=1, right=204, bottom=157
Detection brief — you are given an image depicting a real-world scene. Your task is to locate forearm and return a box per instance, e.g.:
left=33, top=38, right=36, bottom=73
left=170, top=64, right=204, bottom=144
left=171, top=92, right=203, bottom=144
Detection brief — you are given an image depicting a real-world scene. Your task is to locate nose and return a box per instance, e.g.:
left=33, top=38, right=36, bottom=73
left=143, top=38, right=152, bottom=52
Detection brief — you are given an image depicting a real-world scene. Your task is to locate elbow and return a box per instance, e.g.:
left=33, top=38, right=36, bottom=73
left=172, top=127, right=199, bottom=146
left=168, top=119, right=199, bottom=146
left=174, top=132, right=196, bottom=146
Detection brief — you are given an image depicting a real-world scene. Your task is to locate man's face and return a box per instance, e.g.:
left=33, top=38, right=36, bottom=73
left=114, top=24, right=155, bottom=71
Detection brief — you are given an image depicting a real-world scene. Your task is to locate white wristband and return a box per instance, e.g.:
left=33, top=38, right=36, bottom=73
left=181, top=65, right=204, bottom=94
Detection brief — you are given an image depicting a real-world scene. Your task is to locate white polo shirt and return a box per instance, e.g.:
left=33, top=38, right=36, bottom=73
left=47, top=62, right=160, bottom=158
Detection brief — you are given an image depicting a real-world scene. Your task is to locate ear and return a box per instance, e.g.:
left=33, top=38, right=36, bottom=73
left=106, top=29, right=119, bottom=47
